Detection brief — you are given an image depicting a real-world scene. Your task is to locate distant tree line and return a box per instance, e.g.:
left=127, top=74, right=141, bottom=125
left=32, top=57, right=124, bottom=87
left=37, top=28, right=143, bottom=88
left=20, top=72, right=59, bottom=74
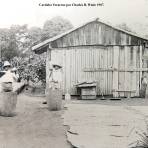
left=0, top=16, right=73, bottom=86
left=0, top=16, right=73, bottom=61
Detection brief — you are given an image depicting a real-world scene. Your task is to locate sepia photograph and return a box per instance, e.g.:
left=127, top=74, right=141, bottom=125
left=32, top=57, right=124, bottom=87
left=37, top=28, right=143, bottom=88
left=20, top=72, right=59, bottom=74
left=0, top=0, right=148, bottom=147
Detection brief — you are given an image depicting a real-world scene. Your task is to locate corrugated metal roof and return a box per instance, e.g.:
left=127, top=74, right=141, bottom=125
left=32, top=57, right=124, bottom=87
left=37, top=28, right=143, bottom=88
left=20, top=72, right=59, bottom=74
left=32, top=18, right=148, bottom=51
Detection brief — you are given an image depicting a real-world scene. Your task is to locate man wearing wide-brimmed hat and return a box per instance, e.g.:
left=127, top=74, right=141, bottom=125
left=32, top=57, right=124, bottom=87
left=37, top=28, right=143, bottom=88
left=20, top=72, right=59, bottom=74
left=49, top=61, right=62, bottom=90
left=3, top=61, right=11, bottom=71
left=0, top=61, right=17, bottom=92
left=43, top=61, right=63, bottom=108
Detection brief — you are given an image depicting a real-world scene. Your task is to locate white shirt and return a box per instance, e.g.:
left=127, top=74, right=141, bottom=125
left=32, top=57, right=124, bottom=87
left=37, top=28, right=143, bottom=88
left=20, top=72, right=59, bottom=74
left=49, top=69, right=62, bottom=89
left=0, top=70, right=17, bottom=92
left=52, top=69, right=62, bottom=82
left=0, top=70, right=17, bottom=83
left=49, top=69, right=62, bottom=83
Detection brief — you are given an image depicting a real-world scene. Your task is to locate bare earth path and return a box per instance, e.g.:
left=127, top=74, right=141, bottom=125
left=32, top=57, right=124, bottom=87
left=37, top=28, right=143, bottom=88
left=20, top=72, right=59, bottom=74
left=64, top=99, right=148, bottom=148
left=0, top=94, right=71, bottom=148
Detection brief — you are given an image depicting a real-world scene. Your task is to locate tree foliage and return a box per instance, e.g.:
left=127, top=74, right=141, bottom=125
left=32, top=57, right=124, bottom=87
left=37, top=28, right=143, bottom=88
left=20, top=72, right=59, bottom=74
left=0, top=25, right=29, bottom=60
left=116, top=23, right=136, bottom=34
left=28, top=27, right=42, bottom=44
left=3, top=16, right=73, bottom=86
left=11, top=55, right=46, bottom=86
left=42, top=16, right=73, bottom=41
left=0, top=28, right=18, bottom=61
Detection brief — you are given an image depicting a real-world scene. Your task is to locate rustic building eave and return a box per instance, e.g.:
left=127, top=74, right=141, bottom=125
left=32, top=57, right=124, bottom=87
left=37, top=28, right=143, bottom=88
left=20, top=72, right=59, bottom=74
left=32, top=18, right=148, bottom=54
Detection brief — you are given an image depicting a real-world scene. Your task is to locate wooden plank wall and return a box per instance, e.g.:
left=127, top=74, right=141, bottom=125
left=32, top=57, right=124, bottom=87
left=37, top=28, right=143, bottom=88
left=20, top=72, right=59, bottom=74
left=118, top=46, right=141, bottom=97
left=143, top=47, right=148, bottom=77
left=113, top=46, right=119, bottom=97
left=51, top=21, right=146, bottom=48
left=51, top=46, right=114, bottom=95
left=49, top=45, right=145, bottom=97
left=136, top=46, right=140, bottom=96
left=118, top=46, right=125, bottom=97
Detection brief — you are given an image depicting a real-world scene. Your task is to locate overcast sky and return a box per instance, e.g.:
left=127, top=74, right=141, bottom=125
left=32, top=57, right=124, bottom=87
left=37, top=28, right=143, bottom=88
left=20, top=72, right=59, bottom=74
left=0, top=0, right=148, bottom=35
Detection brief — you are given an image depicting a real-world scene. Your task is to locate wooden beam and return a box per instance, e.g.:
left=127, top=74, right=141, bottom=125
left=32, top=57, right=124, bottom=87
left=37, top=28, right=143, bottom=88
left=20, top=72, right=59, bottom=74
left=83, top=67, right=148, bottom=72
left=45, top=45, right=51, bottom=95
left=131, top=46, right=137, bottom=97
left=139, top=45, right=143, bottom=89
left=113, top=46, right=119, bottom=97
left=83, top=68, right=114, bottom=72
left=124, top=46, right=129, bottom=92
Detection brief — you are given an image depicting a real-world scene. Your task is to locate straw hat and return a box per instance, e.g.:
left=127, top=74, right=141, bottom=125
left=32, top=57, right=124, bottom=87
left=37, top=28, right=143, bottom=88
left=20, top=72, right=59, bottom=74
left=53, top=64, right=62, bottom=68
left=3, top=61, right=11, bottom=68
left=51, top=61, right=62, bottom=68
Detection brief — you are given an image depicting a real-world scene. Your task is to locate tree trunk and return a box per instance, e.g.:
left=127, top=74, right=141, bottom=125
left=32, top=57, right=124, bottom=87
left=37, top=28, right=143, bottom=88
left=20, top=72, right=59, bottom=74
left=0, top=92, right=17, bottom=116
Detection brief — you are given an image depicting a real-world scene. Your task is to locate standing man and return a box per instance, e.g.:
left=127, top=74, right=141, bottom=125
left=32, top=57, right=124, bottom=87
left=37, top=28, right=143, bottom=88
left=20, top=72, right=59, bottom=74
left=44, top=61, right=63, bottom=111
left=49, top=61, right=62, bottom=90
left=0, top=61, right=17, bottom=92
left=0, top=61, right=18, bottom=116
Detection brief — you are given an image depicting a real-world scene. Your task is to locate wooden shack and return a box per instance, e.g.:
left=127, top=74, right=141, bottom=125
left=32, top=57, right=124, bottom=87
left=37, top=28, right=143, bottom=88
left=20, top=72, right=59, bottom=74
left=32, top=18, right=148, bottom=97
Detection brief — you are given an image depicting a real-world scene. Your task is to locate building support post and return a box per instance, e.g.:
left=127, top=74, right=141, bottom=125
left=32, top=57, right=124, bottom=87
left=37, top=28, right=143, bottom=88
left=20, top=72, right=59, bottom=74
left=139, top=45, right=143, bottom=89
left=45, top=45, right=51, bottom=95
left=113, top=46, right=119, bottom=97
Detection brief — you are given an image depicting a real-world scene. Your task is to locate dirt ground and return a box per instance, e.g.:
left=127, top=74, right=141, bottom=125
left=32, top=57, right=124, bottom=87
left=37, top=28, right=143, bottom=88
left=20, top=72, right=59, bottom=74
left=0, top=93, right=72, bottom=148
left=64, top=99, right=148, bottom=148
